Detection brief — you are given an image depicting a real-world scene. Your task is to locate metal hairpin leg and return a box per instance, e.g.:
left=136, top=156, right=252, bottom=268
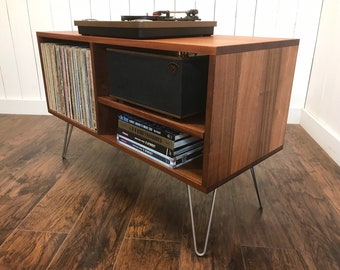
left=187, top=185, right=217, bottom=257
left=250, top=167, right=263, bottom=209
left=62, top=123, right=73, bottom=159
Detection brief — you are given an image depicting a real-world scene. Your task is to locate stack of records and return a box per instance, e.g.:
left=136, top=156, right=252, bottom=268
left=117, top=113, right=203, bottom=168
left=40, top=43, right=96, bottom=130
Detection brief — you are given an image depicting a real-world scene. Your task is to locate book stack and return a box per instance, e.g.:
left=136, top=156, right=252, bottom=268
left=40, top=43, right=96, bottom=130
left=117, top=113, right=203, bottom=168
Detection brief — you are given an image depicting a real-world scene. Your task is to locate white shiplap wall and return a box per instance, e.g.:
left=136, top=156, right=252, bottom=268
left=301, top=0, right=340, bottom=166
left=0, top=0, right=322, bottom=120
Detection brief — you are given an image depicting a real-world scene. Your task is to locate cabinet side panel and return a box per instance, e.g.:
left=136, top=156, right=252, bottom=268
left=267, top=45, right=299, bottom=150
left=203, top=54, right=240, bottom=185
left=203, top=46, right=298, bottom=189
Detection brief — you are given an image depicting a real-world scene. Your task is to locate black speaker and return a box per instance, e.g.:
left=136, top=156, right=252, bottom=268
left=108, top=49, right=209, bottom=118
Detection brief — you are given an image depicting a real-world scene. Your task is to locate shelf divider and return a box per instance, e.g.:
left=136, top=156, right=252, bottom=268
left=98, top=96, right=205, bottom=139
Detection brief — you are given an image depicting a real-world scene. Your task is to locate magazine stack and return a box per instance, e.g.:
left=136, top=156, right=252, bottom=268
left=117, top=113, right=203, bottom=168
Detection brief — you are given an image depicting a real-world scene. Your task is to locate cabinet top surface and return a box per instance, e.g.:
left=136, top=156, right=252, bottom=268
left=37, top=31, right=299, bottom=55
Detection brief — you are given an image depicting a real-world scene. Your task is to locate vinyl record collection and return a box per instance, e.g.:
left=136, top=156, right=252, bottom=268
left=40, top=43, right=96, bottom=130
left=117, top=113, right=203, bottom=168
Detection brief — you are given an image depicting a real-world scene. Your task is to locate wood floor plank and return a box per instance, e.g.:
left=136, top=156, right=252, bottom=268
left=114, top=238, right=180, bottom=270
left=0, top=230, right=12, bottom=248
left=0, top=115, right=101, bottom=244
left=0, top=130, right=67, bottom=230
left=0, top=154, right=67, bottom=244
left=280, top=126, right=340, bottom=269
left=287, top=126, right=340, bottom=214
left=0, top=115, right=66, bottom=244
left=241, top=246, right=307, bottom=270
left=47, top=152, right=148, bottom=270
left=231, top=125, right=340, bottom=269
left=0, top=115, right=64, bottom=164
left=18, top=139, right=118, bottom=233
left=229, top=168, right=300, bottom=249
left=126, top=168, right=186, bottom=241
left=0, top=230, right=66, bottom=270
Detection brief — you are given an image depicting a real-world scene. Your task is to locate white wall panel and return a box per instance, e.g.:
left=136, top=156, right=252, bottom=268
left=195, top=0, right=215, bottom=21
left=129, top=0, right=154, bottom=16
left=304, top=0, right=340, bottom=137
left=0, top=67, right=5, bottom=99
left=254, top=0, right=280, bottom=37
left=0, top=0, right=21, bottom=99
left=275, top=0, right=298, bottom=38
left=175, top=0, right=196, bottom=12
left=301, top=0, right=340, bottom=167
left=290, top=0, right=323, bottom=109
left=27, top=0, right=53, bottom=101
left=255, top=0, right=298, bottom=38
left=235, top=0, right=256, bottom=36
left=91, top=0, right=111, bottom=20
left=109, top=0, right=129, bottom=21
left=155, top=0, right=175, bottom=12
left=50, top=0, right=72, bottom=30
left=214, top=0, right=237, bottom=35
left=27, top=0, right=53, bottom=32
left=70, top=0, right=91, bottom=30
left=6, top=0, right=40, bottom=99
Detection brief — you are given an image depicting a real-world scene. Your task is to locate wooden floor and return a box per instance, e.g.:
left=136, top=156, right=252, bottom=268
left=0, top=114, right=340, bottom=269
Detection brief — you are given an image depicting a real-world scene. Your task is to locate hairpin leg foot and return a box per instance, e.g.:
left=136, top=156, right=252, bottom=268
left=62, top=123, right=73, bottom=159
left=250, top=167, right=263, bottom=209
left=187, top=185, right=217, bottom=257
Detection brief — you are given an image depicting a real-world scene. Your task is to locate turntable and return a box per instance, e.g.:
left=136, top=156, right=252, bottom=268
left=74, top=9, right=216, bottom=39
left=121, top=9, right=201, bottom=21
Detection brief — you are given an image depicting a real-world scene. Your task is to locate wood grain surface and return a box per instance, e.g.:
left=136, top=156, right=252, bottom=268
left=203, top=45, right=298, bottom=190
left=0, top=115, right=339, bottom=269
left=36, top=32, right=299, bottom=56
left=37, top=32, right=299, bottom=193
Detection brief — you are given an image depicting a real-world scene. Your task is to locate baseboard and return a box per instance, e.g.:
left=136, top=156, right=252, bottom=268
left=0, top=99, right=49, bottom=115
left=300, top=109, right=340, bottom=166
